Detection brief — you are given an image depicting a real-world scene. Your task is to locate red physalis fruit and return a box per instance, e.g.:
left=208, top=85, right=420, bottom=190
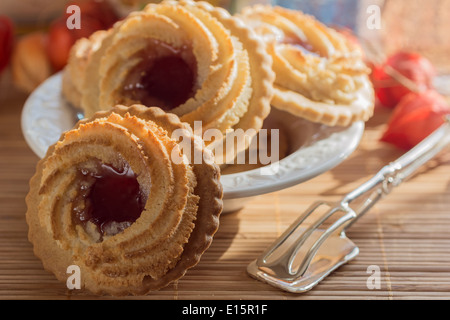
left=47, top=17, right=78, bottom=72
left=46, top=0, right=119, bottom=71
left=0, top=15, right=14, bottom=74
left=372, top=52, right=436, bottom=108
left=381, top=90, right=450, bottom=150
left=70, top=0, right=118, bottom=30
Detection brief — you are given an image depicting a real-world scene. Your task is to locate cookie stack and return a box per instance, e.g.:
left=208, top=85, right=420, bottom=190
left=26, top=0, right=374, bottom=296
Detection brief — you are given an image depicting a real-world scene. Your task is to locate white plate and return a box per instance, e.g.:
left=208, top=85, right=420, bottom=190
left=21, top=73, right=365, bottom=212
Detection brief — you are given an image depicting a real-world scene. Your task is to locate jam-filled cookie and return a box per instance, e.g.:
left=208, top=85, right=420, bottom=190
left=239, top=5, right=374, bottom=127
left=26, top=105, right=223, bottom=296
left=63, top=0, right=274, bottom=164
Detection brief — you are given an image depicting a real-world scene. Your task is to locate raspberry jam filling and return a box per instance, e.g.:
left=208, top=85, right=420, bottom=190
left=121, top=39, right=197, bottom=111
left=72, top=160, right=148, bottom=238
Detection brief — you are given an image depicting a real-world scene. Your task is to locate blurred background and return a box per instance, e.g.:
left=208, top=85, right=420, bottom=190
left=272, top=0, right=450, bottom=74
left=0, top=0, right=449, bottom=95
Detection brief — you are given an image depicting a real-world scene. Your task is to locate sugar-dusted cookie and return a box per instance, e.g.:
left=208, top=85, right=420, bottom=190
left=63, top=0, right=274, bottom=164
left=239, top=5, right=374, bottom=126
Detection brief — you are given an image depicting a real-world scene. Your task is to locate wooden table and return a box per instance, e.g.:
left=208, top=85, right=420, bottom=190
left=1, top=72, right=450, bottom=300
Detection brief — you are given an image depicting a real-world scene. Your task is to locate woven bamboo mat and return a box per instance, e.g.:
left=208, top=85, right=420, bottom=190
left=1, top=77, right=450, bottom=300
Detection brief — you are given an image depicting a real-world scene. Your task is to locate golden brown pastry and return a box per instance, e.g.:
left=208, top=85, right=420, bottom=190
left=62, top=30, right=109, bottom=109
left=26, top=104, right=223, bottom=296
left=63, top=0, right=275, bottom=164
left=239, top=5, right=375, bottom=127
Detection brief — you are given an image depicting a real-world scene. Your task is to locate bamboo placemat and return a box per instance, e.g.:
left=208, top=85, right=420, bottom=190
left=1, top=76, right=450, bottom=300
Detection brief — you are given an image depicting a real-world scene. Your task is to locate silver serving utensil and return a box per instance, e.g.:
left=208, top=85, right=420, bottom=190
left=248, top=116, right=450, bottom=293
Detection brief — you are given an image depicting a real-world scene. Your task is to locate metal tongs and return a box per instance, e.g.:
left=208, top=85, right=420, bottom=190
left=248, top=116, right=450, bottom=293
